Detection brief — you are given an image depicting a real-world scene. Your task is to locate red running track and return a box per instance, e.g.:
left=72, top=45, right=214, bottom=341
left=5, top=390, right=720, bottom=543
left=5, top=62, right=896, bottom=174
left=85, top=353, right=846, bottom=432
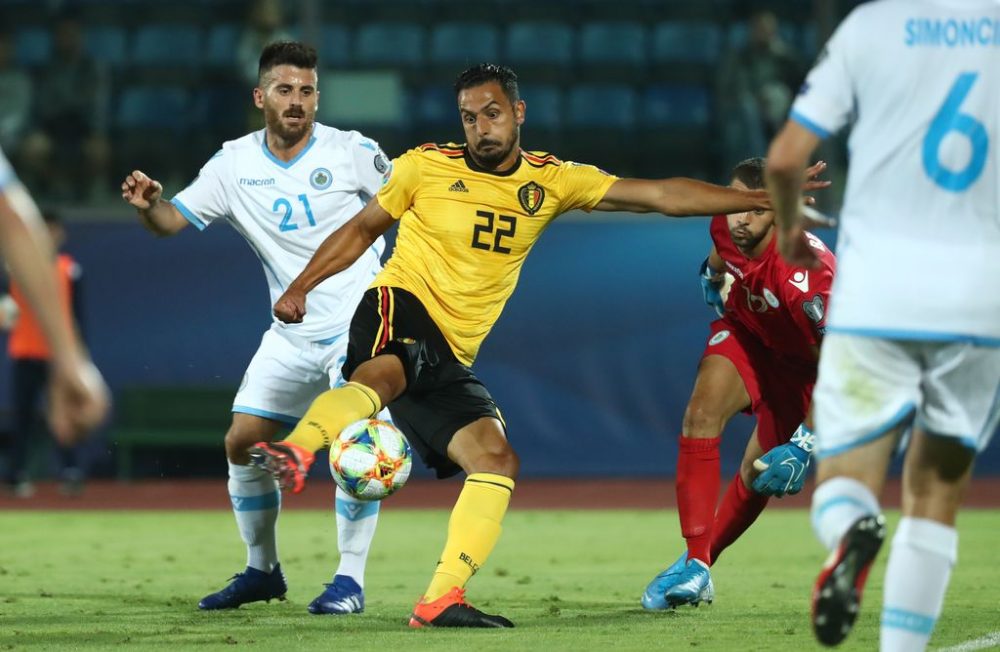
left=2, top=478, right=1000, bottom=511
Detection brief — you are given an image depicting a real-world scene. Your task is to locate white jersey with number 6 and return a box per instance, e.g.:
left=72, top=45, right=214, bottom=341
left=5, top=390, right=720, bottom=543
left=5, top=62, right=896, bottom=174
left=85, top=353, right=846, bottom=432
left=790, top=0, right=1000, bottom=344
left=171, top=123, right=392, bottom=341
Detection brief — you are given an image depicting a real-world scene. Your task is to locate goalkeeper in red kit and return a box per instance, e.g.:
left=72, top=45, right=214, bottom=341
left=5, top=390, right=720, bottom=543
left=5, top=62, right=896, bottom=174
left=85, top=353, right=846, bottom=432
left=642, top=156, right=836, bottom=609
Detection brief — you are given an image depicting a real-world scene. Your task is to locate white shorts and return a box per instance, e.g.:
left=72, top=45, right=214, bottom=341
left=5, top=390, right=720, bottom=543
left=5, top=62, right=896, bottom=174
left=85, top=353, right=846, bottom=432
left=232, top=325, right=350, bottom=426
left=814, top=333, right=1000, bottom=458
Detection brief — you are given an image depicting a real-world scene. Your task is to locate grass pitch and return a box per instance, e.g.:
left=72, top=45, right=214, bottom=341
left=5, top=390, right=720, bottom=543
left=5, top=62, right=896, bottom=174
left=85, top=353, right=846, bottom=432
left=1, top=507, right=997, bottom=651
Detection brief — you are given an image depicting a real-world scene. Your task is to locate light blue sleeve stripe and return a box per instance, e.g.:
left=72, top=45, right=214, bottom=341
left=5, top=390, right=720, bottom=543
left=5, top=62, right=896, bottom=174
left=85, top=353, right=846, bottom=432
left=169, top=197, right=208, bottom=231
left=335, top=496, right=380, bottom=521
left=881, top=608, right=936, bottom=635
left=790, top=109, right=833, bottom=139
left=230, top=491, right=280, bottom=512
left=232, top=405, right=300, bottom=426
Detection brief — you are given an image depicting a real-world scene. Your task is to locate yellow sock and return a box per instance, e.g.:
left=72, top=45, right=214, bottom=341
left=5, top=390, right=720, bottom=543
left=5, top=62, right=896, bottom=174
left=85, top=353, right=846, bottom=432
left=424, top=472, right=515, bottom=601
left=285, top=382, right=382, bottom=452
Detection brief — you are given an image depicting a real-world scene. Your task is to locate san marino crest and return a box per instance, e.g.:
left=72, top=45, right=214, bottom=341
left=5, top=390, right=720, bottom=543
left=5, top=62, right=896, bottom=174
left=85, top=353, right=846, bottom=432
left=517, top=181, right=545, bottom=216
left=310, top=167, right=332, bottom=190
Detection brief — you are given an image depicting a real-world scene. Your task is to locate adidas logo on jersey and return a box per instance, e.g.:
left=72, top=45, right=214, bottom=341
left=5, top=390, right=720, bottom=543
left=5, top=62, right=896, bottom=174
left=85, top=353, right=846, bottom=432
left=449, top=180, right=469, bottom=192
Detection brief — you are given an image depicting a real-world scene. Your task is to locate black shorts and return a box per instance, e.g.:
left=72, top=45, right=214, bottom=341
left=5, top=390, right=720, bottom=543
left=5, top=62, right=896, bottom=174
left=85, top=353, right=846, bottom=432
left=344, top=286, right=505, bottom=478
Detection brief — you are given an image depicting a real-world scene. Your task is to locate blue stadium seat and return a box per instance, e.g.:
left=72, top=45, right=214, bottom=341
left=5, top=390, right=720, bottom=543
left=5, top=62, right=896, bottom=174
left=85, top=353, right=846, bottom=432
left=205, top=24, right=239, bottom=67
left=85, top=26, right=128, bottom=67
left=320, top=24, right=351, bottom=67
left=355, top=22, right=425, bottom=66
left=643, top=84, right=711, bottom=126
left=651, top=22, right=722, bottom=64
left=567, top=84, right=636, bottom=128
left=429, top=22, right=499, bottom=65
left=132, top=25, right=202, bottom=66
left=15, top=27, right=51, bottom=66
left=578, top=22, right=646, bottom=65
left=506, top=22, right=574, bottom=65
left=116, top=86, right=190, bottom=130
left=519, top=84, right=561, bottom=129
left=417, top=85, right=458, bottom=126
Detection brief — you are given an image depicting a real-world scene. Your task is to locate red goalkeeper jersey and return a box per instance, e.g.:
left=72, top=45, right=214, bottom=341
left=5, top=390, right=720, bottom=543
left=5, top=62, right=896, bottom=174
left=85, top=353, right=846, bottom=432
left=710, top=214, right=836, bottom=366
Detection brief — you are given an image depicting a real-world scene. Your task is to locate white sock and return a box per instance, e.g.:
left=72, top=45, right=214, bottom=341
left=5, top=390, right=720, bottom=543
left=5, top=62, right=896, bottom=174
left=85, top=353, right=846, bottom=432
left=880, top=517, right=957, bottom=652
left=811, top=476, right=881, bottom=551
left=334, top=487, right=379, bottom=587
left=228, top=462, right=280, bottom=573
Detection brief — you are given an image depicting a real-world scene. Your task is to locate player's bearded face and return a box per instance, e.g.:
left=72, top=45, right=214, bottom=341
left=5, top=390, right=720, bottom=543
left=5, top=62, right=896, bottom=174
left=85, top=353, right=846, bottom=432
left=258, top=66, right=318, bottom=143
left=727, top=179, right=775, bottom=252
left=459, top=83, right=523, bottom=170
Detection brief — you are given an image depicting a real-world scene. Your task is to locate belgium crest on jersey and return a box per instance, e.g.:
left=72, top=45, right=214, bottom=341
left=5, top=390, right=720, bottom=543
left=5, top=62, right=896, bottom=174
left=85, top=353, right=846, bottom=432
left=517, top=181, right=545, bottom=216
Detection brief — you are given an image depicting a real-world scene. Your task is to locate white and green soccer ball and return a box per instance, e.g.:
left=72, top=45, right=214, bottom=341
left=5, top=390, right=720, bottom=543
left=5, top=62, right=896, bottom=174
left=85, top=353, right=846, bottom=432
left=329, top=419, right=412, bottom=501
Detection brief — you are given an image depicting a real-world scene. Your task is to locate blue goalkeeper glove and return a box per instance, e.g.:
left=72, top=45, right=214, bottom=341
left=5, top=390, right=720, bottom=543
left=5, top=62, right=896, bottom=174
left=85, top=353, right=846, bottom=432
left=751, top=423, right=814, bottom=497
left=699, top=258, right=725, bottom=317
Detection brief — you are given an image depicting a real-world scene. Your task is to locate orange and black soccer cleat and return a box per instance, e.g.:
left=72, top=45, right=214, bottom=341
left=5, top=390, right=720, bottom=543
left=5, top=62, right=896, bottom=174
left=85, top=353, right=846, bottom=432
left=408, top=587, right=514, bottom=628
left=248, top=441, right=315, bottom=494
left=812, top=514, right=886, bottom=647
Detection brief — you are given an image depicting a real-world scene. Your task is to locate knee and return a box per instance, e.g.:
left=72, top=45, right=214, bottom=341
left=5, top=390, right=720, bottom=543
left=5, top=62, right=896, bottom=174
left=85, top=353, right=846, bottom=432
left=682, top=401, right=725, bottom=439
left=469, top=444, right=519, bottom=480
left=224, top=424, right=265, bottom=463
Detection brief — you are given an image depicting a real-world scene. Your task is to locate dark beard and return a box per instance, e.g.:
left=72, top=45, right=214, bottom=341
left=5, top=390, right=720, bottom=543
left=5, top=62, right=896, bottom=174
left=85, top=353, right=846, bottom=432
left=265, top=108, right=311, bottom=144
left=470, top=139, right=514, bottom=169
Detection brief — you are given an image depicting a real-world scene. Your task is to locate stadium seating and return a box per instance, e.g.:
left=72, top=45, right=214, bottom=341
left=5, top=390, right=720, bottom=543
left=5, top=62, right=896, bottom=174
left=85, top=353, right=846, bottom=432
left=14, top=27, right=51, bottom=67
left=577, top=21, right=647, bottom=82
left=354, top=22, right=425, bottom=68
left=319, top=24, right=352, bottom=67
left=84, top=26, right=128, bottom=68
left=131, top=25, right=203, bottom=67
left=429, top=22, right=500, bottom=67
left=505, top=22, right=574, bottom=83
left=204, top=24, right=240, bottom=67
left=116, top=86, right=190, bottom=131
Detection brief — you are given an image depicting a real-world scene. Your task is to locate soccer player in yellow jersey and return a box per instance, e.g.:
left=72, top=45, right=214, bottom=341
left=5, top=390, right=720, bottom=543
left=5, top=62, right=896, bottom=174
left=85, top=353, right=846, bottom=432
left=249, top=63, right=828, bottom=628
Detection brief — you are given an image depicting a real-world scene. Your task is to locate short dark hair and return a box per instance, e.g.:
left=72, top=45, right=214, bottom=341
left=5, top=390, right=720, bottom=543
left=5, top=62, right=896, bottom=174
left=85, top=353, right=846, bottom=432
left=454, top=63, right=519, bottom=104
left=257, top=41, right=317, bottom=84
left=731, top=157, right=767, bottom=190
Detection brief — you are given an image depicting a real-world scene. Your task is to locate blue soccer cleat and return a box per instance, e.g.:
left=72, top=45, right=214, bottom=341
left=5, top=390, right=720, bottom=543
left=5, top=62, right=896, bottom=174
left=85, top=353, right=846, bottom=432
left=663, top=558, right=715, bottom=608
left=641, top=551, right=689, bottom=610
left=198, top=564, right=287, bottom=610
left=308, top=574, right=365, bottom=615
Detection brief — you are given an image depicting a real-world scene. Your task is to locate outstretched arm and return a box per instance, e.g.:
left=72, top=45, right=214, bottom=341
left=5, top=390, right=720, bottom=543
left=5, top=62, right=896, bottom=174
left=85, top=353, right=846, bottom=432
left=274, top=197, right=396, bottom=323
left=593, top=177, right=770, bottom=216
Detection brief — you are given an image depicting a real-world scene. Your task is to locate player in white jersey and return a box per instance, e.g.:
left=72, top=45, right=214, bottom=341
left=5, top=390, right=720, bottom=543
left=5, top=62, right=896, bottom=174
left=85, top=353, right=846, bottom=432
left=766, top=2, right=1000, bottom=649
left=0, top=148, right=108, bottom=446
left=120, top=42, right=391, bottom=614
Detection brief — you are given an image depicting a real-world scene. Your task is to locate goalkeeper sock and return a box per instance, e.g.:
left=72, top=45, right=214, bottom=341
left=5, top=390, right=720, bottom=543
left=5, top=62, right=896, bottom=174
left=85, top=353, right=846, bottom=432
left=284, top=382, right=382, bottom=453
left=676, top=435, right=721, bottom=565
left=709, top=472, right=768, bottom=565
left=424, top=473, right=514, bottom=602
left=880, top=517, right=956, bottom=652
left=811, top=476, right=880, bottom=551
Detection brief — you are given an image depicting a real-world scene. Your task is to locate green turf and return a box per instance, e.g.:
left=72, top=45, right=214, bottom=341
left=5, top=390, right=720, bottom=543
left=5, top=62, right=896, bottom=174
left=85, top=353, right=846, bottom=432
left=0, top=508, right=997, bottom=651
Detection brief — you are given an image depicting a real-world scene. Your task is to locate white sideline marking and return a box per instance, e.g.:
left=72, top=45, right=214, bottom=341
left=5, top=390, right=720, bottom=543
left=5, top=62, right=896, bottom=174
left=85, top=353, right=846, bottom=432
left=937, top=631, right=1000, bottom=652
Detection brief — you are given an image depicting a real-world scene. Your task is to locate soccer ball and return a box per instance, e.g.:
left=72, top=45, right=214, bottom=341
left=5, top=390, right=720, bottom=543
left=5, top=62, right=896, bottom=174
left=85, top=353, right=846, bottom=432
left=329, top=419, right=412, bottom=501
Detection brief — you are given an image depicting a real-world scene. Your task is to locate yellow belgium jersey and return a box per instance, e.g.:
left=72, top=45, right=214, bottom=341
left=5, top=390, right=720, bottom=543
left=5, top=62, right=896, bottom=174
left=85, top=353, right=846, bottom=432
left=374, top=143, right=618, bottom=365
